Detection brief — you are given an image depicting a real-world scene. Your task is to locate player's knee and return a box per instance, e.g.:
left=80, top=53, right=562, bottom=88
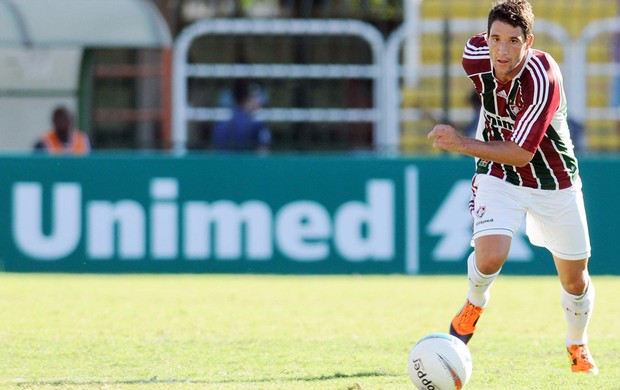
left=556, top=259, right=590, bottom=295
left=475, top=253, right=506, bottom=275
left=474, top=247, right=509, bottom=275
left=474, top=235, right=511, bottom=275
left=562, top=278, right=588, bottom=296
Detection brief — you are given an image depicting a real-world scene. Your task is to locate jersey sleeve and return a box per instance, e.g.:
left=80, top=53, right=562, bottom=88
left=462, top=33, right=491, bottom=82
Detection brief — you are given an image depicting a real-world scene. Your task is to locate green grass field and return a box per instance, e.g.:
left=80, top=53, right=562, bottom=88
left=0, top=273, right=617, bottom=389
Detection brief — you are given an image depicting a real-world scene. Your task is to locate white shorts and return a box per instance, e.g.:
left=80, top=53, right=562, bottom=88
left=470, top=174, right=591, bottom=260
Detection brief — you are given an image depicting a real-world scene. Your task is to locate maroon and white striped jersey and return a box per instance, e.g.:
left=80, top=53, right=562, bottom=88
left=462, top=33, right=579, bottom=190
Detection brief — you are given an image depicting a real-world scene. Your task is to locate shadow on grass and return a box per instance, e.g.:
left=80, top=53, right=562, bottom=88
left=195, top=370, right=400, bottom=384
left=12, top=377, right=207, bottom=387
left=12, top=371, right=399, bottom=387
left=293, top=371, right=399, bottom=382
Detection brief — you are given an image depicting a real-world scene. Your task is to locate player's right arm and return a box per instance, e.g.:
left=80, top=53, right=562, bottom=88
left=427, top=124, right=534, bottom=167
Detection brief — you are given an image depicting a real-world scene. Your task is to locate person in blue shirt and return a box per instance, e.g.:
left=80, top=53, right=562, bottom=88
left=212, top=80, right=271, bottom=152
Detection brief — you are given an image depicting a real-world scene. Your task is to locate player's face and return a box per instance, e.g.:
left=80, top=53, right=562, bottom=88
left=488, top=20, right=533, bottom=83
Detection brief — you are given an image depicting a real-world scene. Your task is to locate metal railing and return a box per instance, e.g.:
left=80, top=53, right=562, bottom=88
left=172, top=18, right=385, bottom=153
left=569, top=17, right=620, bottom=123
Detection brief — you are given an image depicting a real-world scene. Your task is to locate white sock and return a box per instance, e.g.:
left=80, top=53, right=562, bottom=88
left=466, top=252, right=499, bottom=308
left=561, top=280, right=595, bottom=346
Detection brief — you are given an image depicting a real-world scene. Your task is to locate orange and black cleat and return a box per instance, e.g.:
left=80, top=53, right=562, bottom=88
left=449, top=300, right=484, bottom=345
left=567, top=344, right=598, bottom=375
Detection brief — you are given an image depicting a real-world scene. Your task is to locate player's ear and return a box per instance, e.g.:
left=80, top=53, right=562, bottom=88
left=525, top=34, right=534, bottom=49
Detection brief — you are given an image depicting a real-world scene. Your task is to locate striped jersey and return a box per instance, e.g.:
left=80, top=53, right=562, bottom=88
left=462, top=33, right=579, bottom=190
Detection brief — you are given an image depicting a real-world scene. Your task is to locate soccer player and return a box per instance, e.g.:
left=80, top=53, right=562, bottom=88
left=427, top=0, right=598, bottom=374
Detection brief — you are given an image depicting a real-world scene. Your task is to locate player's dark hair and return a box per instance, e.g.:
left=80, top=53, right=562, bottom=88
left=488, top=0, right=535, bottom=38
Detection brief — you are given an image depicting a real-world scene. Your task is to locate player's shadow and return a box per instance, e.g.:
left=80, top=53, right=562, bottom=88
left=11, top=377, right=208, bottom=387
left=12, top=371, right=399, bottom=387
left=211, top=370, right=400, bottom=384
left=299, top=371, right=399, bottom=381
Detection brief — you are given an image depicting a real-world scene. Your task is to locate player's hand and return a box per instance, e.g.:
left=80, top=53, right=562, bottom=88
left=427, top=124, right=462, bottom=152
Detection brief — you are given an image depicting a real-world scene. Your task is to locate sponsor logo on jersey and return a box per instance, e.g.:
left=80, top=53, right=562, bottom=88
left=484, top=112, right=515, bottom=133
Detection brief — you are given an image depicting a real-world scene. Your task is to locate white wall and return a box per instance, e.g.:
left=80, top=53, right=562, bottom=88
left=0, top=48, right=82, bottom=151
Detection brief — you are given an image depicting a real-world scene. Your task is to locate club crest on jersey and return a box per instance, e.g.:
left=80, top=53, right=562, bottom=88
left=475, top=205, right=486, bottom=218
left=509, top=100, right=523, bottom=115
left=508, top=85, right=524, bottom=115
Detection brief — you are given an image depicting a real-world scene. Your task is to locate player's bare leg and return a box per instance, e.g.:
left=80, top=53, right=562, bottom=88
left=555, top=256, right=598, bottom=374
left=450, top=235, right=510, bottom=344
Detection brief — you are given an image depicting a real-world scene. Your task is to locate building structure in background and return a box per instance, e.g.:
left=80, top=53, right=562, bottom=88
left=157, top=0, right=403, bottom=152
left=102, top=0, right=620, bottom=153
left=1, top=0, right=619, bottom=153
left=0, top=0, right=171, bottom=151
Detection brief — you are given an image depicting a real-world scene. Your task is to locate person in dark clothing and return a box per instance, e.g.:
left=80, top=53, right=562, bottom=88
left=212, top=80, right=271, bottom=152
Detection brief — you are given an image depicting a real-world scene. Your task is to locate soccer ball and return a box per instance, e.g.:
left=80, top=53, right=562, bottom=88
left=408, top=333, right=473, bottom=390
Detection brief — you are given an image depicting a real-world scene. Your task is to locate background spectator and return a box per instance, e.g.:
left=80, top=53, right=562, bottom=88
left=212, top=80, right=271, bottom=152
left=34, top=106, right=91, bottom=155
